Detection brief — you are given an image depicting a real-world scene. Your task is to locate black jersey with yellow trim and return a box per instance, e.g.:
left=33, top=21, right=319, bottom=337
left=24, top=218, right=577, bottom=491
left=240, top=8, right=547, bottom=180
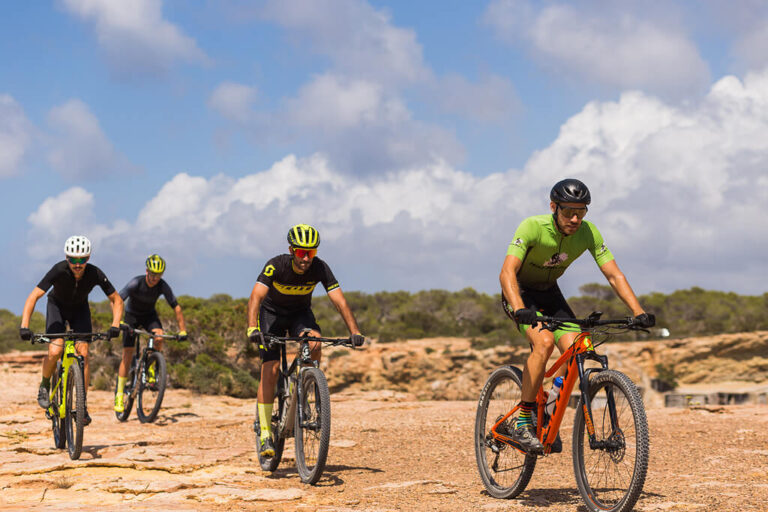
left=256, top=254, right=339, bottom=312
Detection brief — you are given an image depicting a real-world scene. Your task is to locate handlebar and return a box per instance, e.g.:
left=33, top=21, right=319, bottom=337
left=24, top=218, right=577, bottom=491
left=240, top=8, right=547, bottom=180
left=534, top=311, right=653, bottom=332
left=264, top=335, right=356, bottom=348
left=31, top=332, right=110, bottom=344
left=120, top=324, right=184, bottom=340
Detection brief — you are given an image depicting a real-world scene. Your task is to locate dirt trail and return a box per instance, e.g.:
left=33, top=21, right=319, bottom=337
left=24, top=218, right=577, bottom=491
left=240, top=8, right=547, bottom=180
left=1, top=355, right=767, bottom=511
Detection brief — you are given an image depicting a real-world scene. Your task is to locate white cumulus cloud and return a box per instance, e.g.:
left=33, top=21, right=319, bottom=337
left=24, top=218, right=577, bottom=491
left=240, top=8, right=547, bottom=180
left=484, top=0, right=711, bottom=99
left=261, top=0, right=428, bottom=86
left=208, top=82, right=258, bottom=124
left=61, top=0, right=207, bottom=76
left=0, top=94, right=33, bottom=178
left=28, top=70, right=768, bottom=296
left=46, top=99, right=138, bottom=179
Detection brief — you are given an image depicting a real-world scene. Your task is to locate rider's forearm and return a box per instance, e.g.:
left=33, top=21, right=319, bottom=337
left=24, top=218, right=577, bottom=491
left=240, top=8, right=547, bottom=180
left=339, top=306, right=360, bottom=335
left=500, top=270, right=525, bottom=311
left=21, top=288, right=44, bottom=328
left=174, top=305, right=186, bottom=332
left=607, top=273, right=644, bottom=316
left=109, top=293, right=124, bottom=327
left=247, top=295, right=262, bottom=328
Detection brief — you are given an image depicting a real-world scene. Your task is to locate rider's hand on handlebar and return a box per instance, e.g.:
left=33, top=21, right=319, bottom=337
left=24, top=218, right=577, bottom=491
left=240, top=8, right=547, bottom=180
left=350, top=333, right=365, bottom=347
left=178, top=330, right=188, bottom=341
left=514, top=308, right=539, bottom=327
left=633, top=313, right=655, bottom=328
left=108, top=326, right=121, bottom=339
left=248, top=327, right=267, bottom=349
left=19, top=327, right=32, bottom=341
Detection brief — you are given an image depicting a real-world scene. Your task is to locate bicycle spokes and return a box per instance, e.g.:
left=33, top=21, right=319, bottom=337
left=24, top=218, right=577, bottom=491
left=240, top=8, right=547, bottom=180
left=574, top=372, right=648, bottom=511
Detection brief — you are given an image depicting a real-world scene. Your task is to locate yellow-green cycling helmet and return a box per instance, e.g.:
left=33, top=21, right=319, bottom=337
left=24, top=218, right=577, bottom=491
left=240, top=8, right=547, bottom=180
left=287, top=224, right=320, bottom=249
left=145, top=254, right=166, bottom=274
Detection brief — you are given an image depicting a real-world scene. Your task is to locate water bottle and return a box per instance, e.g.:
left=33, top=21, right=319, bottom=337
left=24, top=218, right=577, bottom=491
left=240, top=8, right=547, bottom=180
left=545, top=377, right=563, bottom=417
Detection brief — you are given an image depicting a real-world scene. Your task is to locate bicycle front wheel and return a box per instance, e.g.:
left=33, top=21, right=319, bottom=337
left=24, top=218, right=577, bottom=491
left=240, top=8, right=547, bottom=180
left=51, top=361, right=66, bottom=449
left=65, top=362, right=86, bottom=460
left=137, top=352, right=167, bottom=423
left=573, top=369, right=649, bottom=512
left=294, top=367, right=331, bottom=485
left=474, top=365, right=536, bottom=499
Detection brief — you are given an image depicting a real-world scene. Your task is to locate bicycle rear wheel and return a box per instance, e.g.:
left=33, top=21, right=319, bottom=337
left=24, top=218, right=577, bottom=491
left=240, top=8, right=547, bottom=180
left=474, top=365, right=537, bottom=499
left=255, top=385, right=286, bottom=472
left=137, top=352, right=167, bottom=423
left=114, top=365, right=135, bottom=422
left=573, top=369, right=649, bottom=512
left=65, top=362, right=86, bottom=460
left=51, top=361, right=66, bottom=449
left=294, top=367, right=331, bottom=485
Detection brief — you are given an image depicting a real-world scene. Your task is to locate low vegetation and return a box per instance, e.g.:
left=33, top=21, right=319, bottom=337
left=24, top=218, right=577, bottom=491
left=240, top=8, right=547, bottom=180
left=2, top=284, right=766, bottom=397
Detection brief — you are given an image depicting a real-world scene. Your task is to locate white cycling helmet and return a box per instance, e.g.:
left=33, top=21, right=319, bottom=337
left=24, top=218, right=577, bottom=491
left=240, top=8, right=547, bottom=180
left=64, top=235, right=91, bottom=258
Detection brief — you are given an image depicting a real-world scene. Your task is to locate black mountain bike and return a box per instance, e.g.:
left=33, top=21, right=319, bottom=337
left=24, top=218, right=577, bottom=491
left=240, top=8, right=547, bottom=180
left=253, top=335, right=358, bottom=484
left=31, top=332, right=108, bottom=460
left=115, top=328, right=178, bottom=423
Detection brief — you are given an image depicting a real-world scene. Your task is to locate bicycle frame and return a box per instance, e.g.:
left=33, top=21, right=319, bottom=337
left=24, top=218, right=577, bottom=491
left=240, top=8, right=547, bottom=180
left=48, top=338, right=83, bottom=420
left=125, top=329, right=171, bottom=396
left=276, top=339, right=317, bottom=438
left=490, top=329, right=612, bottom=455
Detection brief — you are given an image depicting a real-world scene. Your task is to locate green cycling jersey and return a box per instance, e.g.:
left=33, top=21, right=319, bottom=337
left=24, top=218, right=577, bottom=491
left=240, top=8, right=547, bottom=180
left=506, top=214, right=614, bottom=290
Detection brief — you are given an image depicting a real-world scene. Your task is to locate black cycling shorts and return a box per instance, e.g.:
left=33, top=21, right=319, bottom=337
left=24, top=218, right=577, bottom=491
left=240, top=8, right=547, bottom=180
left=46, top=298, right=92, bottom=338
left=258, top=306, right=321, bottom=362
left=520, top=284, right=576, bottom=320
left=122, top=310, right=163, bottom=348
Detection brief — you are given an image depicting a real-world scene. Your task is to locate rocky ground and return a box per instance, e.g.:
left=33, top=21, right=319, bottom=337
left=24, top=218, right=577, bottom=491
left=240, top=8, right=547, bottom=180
left=2, top=341, right=768, bottom=511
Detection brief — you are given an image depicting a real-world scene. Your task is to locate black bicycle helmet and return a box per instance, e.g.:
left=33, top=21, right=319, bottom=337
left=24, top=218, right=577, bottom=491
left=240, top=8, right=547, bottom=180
left=550, top=178, right=591, bottom=204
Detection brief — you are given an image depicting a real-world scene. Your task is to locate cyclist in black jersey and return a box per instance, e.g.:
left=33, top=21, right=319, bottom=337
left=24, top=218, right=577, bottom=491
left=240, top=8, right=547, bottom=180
left=247, top=224, right=365, bottom=458
left=114, top=254, right=187, bottom=412
left=499, top=179, right=654, bottom=453
left=19, top=236, right=123, bottom=425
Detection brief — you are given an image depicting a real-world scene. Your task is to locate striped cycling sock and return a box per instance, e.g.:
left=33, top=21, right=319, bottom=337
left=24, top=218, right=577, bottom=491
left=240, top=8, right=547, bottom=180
left=517, top=401, right=536, bottom=429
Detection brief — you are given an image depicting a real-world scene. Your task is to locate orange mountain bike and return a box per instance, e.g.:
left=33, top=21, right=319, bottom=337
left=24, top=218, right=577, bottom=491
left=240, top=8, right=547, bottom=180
left=475, top=312, right=650, bottom=512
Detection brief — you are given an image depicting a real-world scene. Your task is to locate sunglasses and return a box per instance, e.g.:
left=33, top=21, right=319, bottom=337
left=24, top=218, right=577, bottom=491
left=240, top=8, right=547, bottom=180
left=292, top=248, right=317, bottom=259
left=147, top=271, right=163, bottom=278
left=558, top=205, right=588, bottom=220
left=67, top=256, right=88, bottom=265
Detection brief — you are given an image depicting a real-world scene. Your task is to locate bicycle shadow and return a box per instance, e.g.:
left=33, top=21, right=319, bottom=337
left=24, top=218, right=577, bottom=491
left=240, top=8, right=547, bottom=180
left=79, top=440, right=147, bottom=459
left=151, top=412, right=200, bottom=426
left=266, top=464, right=383, bottom=487
left=482, top=488, right=665, bottom=509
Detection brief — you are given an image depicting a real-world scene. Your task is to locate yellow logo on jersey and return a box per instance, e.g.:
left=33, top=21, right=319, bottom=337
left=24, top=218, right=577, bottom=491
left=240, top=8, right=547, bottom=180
left=273, top=282, right=317, bottom=295
left=263, top=265, right=275, bottom=277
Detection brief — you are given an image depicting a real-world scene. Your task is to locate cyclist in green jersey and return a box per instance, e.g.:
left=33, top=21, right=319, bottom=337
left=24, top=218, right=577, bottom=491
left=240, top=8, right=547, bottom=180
left=499, top=179, right=654, bottom=453
left=247, top=224, right=365, bottom=458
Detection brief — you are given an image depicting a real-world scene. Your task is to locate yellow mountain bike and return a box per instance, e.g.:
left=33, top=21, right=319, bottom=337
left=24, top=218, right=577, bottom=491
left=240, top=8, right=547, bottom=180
left=31, top=332, right=108, bottom=460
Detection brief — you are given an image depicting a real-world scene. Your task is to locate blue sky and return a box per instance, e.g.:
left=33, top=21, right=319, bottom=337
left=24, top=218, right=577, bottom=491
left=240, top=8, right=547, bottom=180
left=2, top=0, right=768, bottom=313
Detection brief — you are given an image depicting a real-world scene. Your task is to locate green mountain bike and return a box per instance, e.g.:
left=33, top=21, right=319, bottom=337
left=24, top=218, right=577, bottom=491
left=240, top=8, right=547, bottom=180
left=253, top=335, right=358, bottom=485
left=115, top=328, right=178, bottom=423
left=31, top=332, right=108, bottom=460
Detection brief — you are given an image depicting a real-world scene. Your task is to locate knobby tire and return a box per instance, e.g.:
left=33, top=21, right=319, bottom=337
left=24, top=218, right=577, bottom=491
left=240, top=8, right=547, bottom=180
left=137, top=352, right=167, bottom=423
left=65, top=362, right=85, bottom=460
left=294, top=367, right=331, bottom=485
left=572, top=369, right=649, bottom=512
left=475, top=365, right=537, bottom=499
